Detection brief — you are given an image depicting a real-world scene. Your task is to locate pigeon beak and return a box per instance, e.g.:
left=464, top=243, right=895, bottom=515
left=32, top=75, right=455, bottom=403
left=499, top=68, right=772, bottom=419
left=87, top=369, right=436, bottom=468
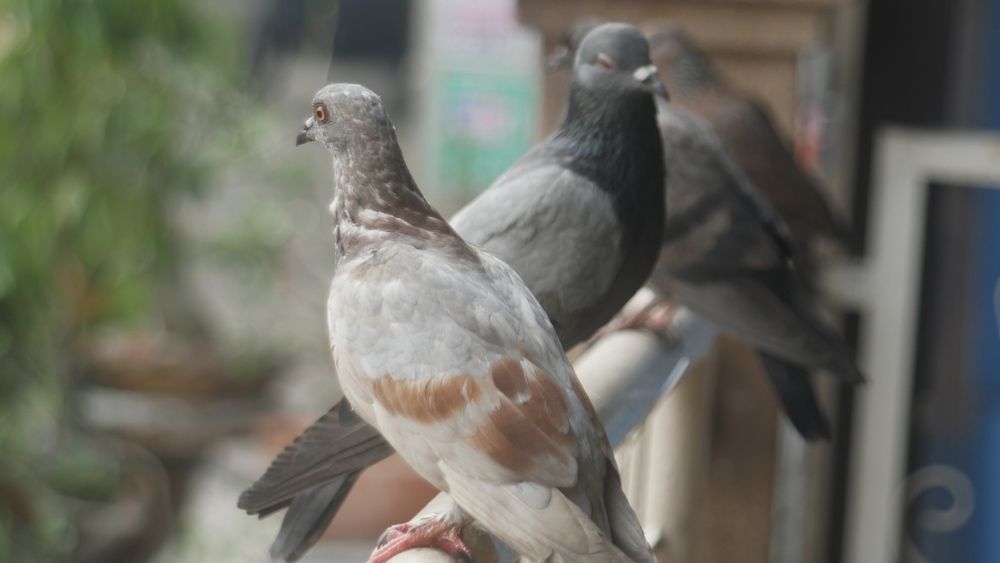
left=295, top=128, right=311, bottom=146
left=296, top=116, right=315, bottom=146
left=634, top=64, right=669, bottom=101
left=546, top=45, right=574, bottom=72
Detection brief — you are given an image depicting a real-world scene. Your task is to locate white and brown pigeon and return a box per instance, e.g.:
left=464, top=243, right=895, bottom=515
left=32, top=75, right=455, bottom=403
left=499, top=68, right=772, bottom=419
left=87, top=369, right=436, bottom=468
left=293, top=82, right=655, bottom=563
left=240, top=23, right=668, bottom=561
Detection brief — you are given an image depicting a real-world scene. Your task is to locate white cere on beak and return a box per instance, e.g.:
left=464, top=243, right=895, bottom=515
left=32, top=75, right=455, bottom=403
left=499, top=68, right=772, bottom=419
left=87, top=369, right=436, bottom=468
left=632, top=64, right=658, bottom=82
left=305, top=116, right=316, bottom=128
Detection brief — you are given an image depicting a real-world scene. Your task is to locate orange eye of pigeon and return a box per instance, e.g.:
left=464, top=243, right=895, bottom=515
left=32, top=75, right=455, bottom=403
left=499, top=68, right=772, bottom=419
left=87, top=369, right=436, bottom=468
left=314, top=105, right=328, bottom=124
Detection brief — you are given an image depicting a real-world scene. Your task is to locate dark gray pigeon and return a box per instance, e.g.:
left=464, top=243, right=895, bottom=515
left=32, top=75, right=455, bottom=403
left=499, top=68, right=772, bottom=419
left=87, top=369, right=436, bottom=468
left=646, top=25, right=851, bottom=253
left=552, top=23, right=860, bottom=439
left=239, top=22, right=667, bottom=561
left=650, top=99, right=861, bottom=440
left=451, top=23, right=666, bottom=348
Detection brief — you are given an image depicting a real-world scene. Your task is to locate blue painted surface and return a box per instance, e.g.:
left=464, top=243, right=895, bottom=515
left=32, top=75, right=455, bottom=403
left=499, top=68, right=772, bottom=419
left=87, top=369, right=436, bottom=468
left=959, top=188, right=1000, bottom=563
left=969, top=0, right=1000, bottom=559
left=910, top=1, right=1000, bottom=560
left=910, top=192, right=1000, bottom=563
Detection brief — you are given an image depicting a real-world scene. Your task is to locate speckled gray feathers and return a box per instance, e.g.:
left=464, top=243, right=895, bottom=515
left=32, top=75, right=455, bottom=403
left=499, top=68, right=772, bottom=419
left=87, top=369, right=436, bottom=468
left=651, top=97, right=861, bottom=440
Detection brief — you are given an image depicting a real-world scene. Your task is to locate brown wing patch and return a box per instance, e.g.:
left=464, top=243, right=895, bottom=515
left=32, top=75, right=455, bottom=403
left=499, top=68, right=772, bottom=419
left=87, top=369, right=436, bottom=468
left=517, top=365, right=572, bottom=439
left=370, top=359, right=579, bottom=484
left=371, top=374, right=480, bottom=424
left=473, top=358, right=575, bottom=475
left=490, top=357, right=531, bottom=401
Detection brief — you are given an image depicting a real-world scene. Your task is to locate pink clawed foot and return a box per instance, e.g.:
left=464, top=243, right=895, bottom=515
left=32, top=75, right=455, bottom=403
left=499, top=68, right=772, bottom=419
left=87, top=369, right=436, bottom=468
left=633, top=300, right=678, bottom=339
left=369, top=517, right=472, bottom=563
left=375, top=522, right=413, bottom=548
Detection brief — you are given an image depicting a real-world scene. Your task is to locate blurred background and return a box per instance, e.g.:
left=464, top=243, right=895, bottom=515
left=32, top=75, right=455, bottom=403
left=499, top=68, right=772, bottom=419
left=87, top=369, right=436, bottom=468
left=1, top=0, right=998, bottom=562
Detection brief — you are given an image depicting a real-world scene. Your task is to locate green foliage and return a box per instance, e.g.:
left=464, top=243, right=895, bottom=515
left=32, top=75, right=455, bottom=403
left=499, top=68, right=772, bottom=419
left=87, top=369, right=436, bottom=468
left=43, top=438, right=121, bottom=502
left=0, top=0, right=237, bottom=399
left=0, top=0, right=247, bottom=558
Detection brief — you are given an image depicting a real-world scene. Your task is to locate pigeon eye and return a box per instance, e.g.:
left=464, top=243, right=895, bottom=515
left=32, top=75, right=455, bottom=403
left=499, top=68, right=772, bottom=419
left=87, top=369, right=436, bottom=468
left=314, top=105, right=328, bottom=124
left=596, top=53, right=616, bottom=71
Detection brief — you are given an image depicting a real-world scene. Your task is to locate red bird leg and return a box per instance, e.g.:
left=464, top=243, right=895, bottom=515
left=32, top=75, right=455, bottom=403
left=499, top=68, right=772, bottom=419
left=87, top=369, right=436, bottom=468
left=368, top=514, right=472, bottom=563
left=632, top=300, right=679, bottom=339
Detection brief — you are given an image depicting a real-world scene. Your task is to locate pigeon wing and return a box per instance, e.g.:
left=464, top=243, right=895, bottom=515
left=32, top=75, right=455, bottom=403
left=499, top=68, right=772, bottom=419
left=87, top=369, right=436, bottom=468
left=706, top=95, right=849, bottom=247
left=451, top=163, right=622, bottom=343
left=237, top=402, right=392, bottom=516
left=658, top=105, right=796, bottom=281
left=330, top=248, right=643, bottom=560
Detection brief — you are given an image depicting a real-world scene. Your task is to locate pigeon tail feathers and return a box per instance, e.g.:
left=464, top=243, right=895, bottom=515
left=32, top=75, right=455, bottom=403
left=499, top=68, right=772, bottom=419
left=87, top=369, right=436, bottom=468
left=758, top=353, right=831, bottom=441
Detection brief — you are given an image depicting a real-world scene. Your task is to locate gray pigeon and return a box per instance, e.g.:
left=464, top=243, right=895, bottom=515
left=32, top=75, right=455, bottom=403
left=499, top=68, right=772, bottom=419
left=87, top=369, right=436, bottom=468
left=651, top=100, right=861, bottom=440
left=239, top=23, right=667, bottom=561
left=553, top=23, right=860, bottom=439
left=646, top=26, right=851, bottom=252
left=451, top=23, right=666, bottom=347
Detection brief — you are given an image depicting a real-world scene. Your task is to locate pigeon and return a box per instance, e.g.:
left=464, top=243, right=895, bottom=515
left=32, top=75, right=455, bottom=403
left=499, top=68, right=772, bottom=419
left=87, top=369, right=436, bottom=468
left=645, top=26, right=851, bottom=253
left=649, top=99, right=861, bottom=440
left=551, top=23, right=860, bottom=439
left=451, top=22, right=666, bottom=348
left=240, top=23, right=667, bottom=561
left=293, top=82, right=656, bottom=563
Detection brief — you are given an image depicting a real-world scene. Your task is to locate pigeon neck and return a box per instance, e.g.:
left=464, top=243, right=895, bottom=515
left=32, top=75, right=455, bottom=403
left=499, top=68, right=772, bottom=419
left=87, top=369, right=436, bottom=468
left=560, top=85, right=659, bottom=157
left=328, top=132, right=465, bottom=261
left=665, top=50, right=718, bottom=101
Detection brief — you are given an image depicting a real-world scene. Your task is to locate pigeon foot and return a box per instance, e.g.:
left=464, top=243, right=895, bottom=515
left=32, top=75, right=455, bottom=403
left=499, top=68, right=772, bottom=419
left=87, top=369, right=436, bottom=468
left=630, top=300, right=678, bottom=340
left=369, top=517, right=471, bottom=563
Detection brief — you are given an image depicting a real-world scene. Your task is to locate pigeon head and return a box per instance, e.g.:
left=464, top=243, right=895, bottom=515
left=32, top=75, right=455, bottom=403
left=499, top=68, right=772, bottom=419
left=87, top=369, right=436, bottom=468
left=570, top=23, right=668, bottom=100
left=295, top=82, right=452, bottom=250
left=547, top=21, right=599, bottom=70
left=646, top=26, right=716, bottom=99
left=296, top=83, right=393, bottom=152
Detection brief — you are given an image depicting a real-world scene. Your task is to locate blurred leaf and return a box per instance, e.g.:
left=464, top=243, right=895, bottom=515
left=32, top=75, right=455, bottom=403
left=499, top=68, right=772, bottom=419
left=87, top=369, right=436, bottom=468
left=43, top=439, right=121, bottom=502
left=0, top=0, right=249, bottom=558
